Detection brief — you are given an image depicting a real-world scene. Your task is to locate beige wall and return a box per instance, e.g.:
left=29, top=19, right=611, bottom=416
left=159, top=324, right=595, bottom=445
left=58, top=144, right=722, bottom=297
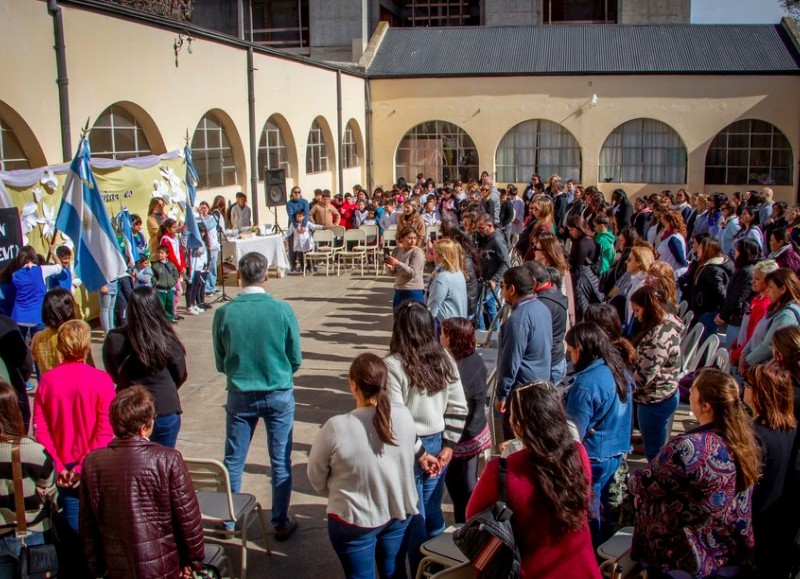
left=1, top=0, right=367, bottom=227
left=369, top=75, right=800, bottom=203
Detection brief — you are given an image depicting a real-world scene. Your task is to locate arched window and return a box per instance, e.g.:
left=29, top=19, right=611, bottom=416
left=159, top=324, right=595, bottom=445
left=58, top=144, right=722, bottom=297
left=306, top=119, right=329, bottom=174
left=599, top=119, right=687, bottom=184
left=705, top=120, right=793, bottom=186
left=342, top=121, right=360, bottom=169
left=495, top=119, right=581, bottom=183
left=89, top=105, right=152, bottom=160
left=258, top=117, right=291, bottom=181
left=0, top=117, right=30, bottom=171
left=191, top=113, right=237, bottom=188
left=396, top=121, right=478, bottom=183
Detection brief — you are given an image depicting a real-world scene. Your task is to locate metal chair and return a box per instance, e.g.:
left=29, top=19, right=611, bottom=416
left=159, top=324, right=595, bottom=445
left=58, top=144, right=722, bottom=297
left=383, top=226, right=398, bottom=249
left=680, top=310, right=694, bottom=335
left=184, top=458, right=271, bottom=579
left=715, top=347, right=730, bottom=373
left=338, top=228, right=368, bottom=275
left=684, top=334, right=720, bottom=374
left=202, top=543, right=233, bottom=579
left=329, top=225, right=346, bottom=250
left=358, top=224, right=381, bottom=273
left=678, top=300, right=689, bottom=318
left=305, top=229, right=337, bottom=276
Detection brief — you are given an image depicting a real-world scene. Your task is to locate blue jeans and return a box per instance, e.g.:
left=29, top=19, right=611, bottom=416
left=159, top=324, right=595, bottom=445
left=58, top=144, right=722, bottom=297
left=206, top=250, right=219, bottom=293
left=637, top=393, right=680, bottom=462
left=151, top=413, right=181, bottom=448
left=99, top=279, right=119, bottom=333
left=695, top=311, right=718, bottom=344
left=408, top=433, right=447, bottom=574
left=0, top=531, right=45, bottom=579
left=550, top=357, right=567, bottom=385
left=589, top=455, right=622, bottom=547
left=724, top=324, right=740, bottom=349
left=328, top=517, right=411, bottom=579
left=224, top=389, right=294, bottom=526
left=392, top=290, right=424, bottom=310
left=59, top=485, right=80, bottom=532
left=477, top=289, right=498, bottom=331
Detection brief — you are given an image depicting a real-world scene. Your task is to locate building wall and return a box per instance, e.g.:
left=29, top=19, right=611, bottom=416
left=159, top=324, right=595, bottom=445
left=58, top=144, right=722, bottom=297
left=0, top=0, right=367, bottom=226
left=619, top=0, right=691, bottom=24
left=483, top=0, right=541, bottom=26
left=368, top=74, right=800, bottom=203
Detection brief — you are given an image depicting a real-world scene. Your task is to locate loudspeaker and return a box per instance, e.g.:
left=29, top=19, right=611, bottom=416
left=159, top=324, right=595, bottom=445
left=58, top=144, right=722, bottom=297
left=265, top=169, right=287, bottom=207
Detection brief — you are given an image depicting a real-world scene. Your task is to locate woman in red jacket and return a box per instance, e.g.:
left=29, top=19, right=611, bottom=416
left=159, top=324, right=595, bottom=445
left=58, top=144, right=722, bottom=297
left=159, top=218, right=185, bottom=320
left=466, top=381, right=601, bottom=579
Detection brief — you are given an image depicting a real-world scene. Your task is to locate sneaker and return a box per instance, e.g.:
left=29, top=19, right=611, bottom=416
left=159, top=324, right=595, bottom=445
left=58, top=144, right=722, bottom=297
left=198, top=303, right=212, bottom=310
left=174, top=315, right=185, bottom=321
left=187, top=307, right=200, bottom=316
left=274, top=518, right=298, bottom=541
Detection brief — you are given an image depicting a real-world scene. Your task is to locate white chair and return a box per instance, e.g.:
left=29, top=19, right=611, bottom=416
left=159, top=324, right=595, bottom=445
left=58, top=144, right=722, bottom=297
left=329, top=225, right=346, bottom=250
left=383, top=226, right=398, bottom=249
left=684, top=334, right=720, bottom=374
left=597, top=527, right=641, bottom=578
left=714, top=347, right=730, bottom=373
left=184, top=458, right=271, bottom=579
left=678, top=300, right=689, bottom=318
left=680, top=323, right=704, bottom=372
left=427, top=224, right=441, bottom=240
left=358, top=224, right=381, bottom=273
left=338, top=228, right=368, bottom=275
left=305, top=229, right=336, bottom=276
left=680, top=309, right=694, bottom=333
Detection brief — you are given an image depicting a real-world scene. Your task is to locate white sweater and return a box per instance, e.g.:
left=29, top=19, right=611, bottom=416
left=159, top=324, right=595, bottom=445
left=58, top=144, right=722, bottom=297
left=384, top=353, right=468, bottom=452
left=307, top=405, right=420, bottom=528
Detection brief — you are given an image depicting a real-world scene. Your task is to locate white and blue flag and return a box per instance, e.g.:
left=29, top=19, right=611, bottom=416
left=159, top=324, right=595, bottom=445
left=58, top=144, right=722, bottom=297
left=183, top=146, right=204, bottom=249
left=54, top=139, right=127, bottom=292
left=115, top=208, right=140, bottom=265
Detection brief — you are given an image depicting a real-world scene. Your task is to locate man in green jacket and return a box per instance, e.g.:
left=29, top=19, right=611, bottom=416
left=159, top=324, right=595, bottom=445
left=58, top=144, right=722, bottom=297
left=212, top=251, right=302, bottom=540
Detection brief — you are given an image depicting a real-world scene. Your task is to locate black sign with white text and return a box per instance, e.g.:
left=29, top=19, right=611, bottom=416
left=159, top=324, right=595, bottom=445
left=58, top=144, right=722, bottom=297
left=0, top=208, right=22, bottom=269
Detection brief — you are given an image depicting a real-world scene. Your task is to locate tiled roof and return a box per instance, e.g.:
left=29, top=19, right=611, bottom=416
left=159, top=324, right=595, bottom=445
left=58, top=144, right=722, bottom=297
left=367, top=23, right=800, bottom=77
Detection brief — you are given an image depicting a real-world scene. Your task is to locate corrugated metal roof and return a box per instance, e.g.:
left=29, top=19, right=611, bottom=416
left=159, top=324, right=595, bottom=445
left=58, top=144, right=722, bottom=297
left=366, top=24, right=800, bottom=77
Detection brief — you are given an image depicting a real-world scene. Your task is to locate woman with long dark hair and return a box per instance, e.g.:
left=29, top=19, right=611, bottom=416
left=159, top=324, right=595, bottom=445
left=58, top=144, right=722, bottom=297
left=0, top=381, right=56, bottom=577
left=582, top=304, right=637, bottom=368
left=564, top=322, right=632, bottom=545
left=715, top=238, right=759, bottom=348
left=740, top=268, right=800, bottom=374
left=629, top=369, right=760, bottom=577
left=467, top=381, right=601, bottom=578
left=630, top=286, right=684, bottom=461
left=102, top=286, right=187, bottom=448
left=440, top=318, right=489, bottom=523
left=744, top=363, right=796, bottom=578
left=384, top=302, right=467, bottom=572
left=534, top=232, right=575, bottom=326
left=656, top=210, right=688, bottom=279
left=308, top=354, right=418, bottom=579
left=768, top=226, right=800, bottom=272
left=8, top=246, right=63, bottom=342
left=31, top=288, right=81, bottom=374
left=732, top=206, right=764, bottom=256
left=567, top=216, right=604, bottom=320
left=682, top=236, right=733, bottom=341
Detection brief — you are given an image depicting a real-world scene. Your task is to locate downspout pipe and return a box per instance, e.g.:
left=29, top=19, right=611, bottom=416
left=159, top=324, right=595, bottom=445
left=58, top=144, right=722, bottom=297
left=364, top=79, right=372, bottom=192
left=247, top=46, right=259, bottom=224
left=337, top=70, right=344, bottom=196
left=48, top=0, right=72, bottom=161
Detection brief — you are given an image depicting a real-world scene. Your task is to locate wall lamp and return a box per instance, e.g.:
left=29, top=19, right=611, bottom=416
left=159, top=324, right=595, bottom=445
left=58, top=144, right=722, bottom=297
left=174, top=32, right=193, bottom=67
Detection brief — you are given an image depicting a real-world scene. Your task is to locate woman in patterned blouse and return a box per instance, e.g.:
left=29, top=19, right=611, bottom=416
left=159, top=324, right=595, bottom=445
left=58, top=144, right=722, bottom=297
left=628, top=369, right=760, bottom=578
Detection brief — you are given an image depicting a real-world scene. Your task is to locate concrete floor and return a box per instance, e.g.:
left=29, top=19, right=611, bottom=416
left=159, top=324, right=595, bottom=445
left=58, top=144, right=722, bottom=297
left=93, top=270, right=398, bottom=578
left=88, top=267, right=697, bottom=578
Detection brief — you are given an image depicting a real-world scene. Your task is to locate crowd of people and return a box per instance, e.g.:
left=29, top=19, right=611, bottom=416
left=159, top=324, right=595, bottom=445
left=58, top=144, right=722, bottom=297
left=0, top=172, right=799, bottom=578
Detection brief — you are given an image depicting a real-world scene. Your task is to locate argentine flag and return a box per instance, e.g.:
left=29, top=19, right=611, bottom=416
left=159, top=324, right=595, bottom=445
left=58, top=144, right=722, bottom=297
left=183, top=146, right=204, bottom=249
left=55, top=139, right=127, bottom=292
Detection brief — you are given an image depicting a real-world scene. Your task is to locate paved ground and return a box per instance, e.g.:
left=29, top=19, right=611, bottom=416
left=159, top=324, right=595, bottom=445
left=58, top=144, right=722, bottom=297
left=92, top=269, right=399, bottom=577
left=88, top=267, right=697, bottom=578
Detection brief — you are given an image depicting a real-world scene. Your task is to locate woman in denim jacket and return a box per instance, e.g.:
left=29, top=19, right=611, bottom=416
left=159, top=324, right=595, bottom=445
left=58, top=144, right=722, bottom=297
left=564, top=322, right=633, bottom=546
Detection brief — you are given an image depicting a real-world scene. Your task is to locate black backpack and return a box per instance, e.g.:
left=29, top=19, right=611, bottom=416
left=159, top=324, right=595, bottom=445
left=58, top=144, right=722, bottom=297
left=453, top=457, right=521, bottom=578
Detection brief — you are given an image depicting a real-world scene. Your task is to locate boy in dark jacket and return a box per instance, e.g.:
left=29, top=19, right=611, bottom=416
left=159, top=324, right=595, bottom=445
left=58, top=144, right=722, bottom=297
left=151, top=246, right=179, bottom=322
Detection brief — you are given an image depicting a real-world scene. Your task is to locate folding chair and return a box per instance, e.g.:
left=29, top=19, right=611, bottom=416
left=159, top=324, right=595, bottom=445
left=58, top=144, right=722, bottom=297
left=202, top=543, right=233, bottom=579
left=338, top=229, right=368, bottom=275
left=679, top=323, right=704, bottom=373
left=329, top=225, right=346, bottom=251
left=680, top=309, right=694, bottom=332
left=678, top=300, right=689, bottom=318
left=684, top=334, right=720, bottom=375
left=184, top=458, right=271, bottom=579
left=383, top=226, right=398, bottom=249
left=358, top=224, right=381, bottom=273
left=714, top=347, right=730, bottom=374
left=305, top=229, right=336, bottom=276
left=597, top=527, right=642, bottom=579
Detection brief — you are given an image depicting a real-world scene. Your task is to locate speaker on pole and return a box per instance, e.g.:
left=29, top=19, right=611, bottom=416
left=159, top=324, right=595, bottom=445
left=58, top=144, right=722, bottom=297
left=265, top=168, right=287, bottom=207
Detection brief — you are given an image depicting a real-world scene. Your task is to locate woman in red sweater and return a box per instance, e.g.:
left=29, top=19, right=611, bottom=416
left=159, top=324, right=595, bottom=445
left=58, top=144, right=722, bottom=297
left=159, top=218, right=185, bottom=319
left=466, top=381, right=601, bottom=579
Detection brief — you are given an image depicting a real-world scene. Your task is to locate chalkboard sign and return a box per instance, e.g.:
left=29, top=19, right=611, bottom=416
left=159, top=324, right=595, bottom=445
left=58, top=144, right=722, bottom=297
left=0, top=208, right=22, bottom=270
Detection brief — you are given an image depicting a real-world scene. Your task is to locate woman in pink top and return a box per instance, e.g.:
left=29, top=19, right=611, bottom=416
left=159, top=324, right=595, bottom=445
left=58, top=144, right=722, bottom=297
left=34, top=320, right=115, bottom=532
left=466, top=381, right=601, bottom=579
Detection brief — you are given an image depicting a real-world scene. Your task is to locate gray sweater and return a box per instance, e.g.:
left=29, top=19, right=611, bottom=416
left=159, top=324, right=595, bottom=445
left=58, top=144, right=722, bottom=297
left=307, top=404, right=419, bottom=527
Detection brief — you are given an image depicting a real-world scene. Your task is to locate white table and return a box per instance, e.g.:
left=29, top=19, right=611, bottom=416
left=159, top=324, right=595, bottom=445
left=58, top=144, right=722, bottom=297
left=222, top=234, right=290, bottom=276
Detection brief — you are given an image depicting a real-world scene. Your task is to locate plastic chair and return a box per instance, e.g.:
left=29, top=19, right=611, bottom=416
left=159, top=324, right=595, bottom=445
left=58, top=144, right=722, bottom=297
left=305, top=229, right=336, bottom=276
left=684, top=334, right=720, bottom=374
left=415, top=527, right=467, bottom=579
left=429, top=562, right=474, bottom=579
left=715, top=347, right=730, bottom=373
left=184, top=458, right=271, bottom=579
left=427, top=224, right=441, bottom=240
left=597, top=528, right=642, bottom=579
left=338, top=229, right=368, bottom=275
left=202, top=543, right=233, bottom=579
left=680, top=310, right=694, bottom=334
left=680, top=323, right=704, bottom=372
left=678, top=300, right=689, bottom=318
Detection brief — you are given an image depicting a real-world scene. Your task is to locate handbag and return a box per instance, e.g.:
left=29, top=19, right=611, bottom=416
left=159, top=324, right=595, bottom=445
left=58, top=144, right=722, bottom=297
left=11, top=440, right=59, bottom=579
left=453, top=457, right=521, bottom=578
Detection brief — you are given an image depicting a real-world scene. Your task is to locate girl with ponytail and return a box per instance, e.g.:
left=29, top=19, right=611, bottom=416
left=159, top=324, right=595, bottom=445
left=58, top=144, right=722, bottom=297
left=629, top=369, right=759, bottom=577
left=307, top=353, right=419, bottom=579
